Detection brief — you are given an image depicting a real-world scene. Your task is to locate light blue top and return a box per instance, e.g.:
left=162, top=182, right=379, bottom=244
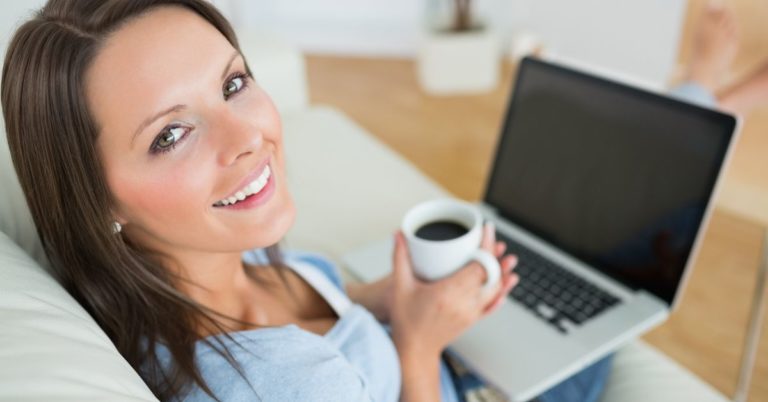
left=150, top=249, right=460, bottom=402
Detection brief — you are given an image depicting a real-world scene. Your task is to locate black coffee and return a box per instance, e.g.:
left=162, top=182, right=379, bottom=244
left=415, top=220, right=469, bottom=241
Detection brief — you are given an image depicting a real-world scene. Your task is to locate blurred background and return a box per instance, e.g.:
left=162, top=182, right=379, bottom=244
left=211, top=0, right=686, bottom=86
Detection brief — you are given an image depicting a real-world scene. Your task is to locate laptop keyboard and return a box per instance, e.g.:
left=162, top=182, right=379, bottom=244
left=495, top=231, right=621, bottom=334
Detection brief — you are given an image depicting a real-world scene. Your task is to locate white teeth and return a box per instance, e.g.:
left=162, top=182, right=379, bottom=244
left=252, top=178, right=265, bottom=193
left=214, top=164, right=272, bottom=207
left=245, top=165, right=271, bottom=196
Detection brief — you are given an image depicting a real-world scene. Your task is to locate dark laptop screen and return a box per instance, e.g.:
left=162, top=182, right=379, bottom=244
left=484, top=58, right=736, bottom=306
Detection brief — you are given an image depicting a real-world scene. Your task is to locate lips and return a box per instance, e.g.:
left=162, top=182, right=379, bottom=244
left=213, top=158, right=271, bottom=207
left=214, top=169, right=276, bottom=210
left=213, top=165, right=272, bottom=207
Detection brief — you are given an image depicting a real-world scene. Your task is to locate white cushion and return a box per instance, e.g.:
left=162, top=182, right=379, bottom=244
left=0, top=230, right=157, bottom=402
left=601, top=340, right=728, bottom=402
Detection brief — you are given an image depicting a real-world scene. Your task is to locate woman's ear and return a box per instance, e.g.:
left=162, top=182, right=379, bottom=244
left=110, top=208, right=128, bottom=226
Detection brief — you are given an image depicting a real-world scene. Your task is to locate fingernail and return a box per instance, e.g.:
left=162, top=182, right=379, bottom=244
left=507, top=255, right=518, bottom=270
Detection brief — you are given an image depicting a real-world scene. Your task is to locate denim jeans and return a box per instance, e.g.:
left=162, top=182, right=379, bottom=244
left=536, top=355, right=614, bottom=402
left=444, top=351, right=613, bottom=402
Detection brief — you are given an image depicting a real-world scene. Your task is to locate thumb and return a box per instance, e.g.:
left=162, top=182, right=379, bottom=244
left=392, top=231, right=415, bottom=291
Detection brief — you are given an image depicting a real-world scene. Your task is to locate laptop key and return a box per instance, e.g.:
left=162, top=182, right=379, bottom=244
left=558, top=318, right=577, bottom=333
left=498, top=231, right=622, bottom=332
left=535, top=303, right=556, bottom=319
left=583, top=305, right=595, bottom=316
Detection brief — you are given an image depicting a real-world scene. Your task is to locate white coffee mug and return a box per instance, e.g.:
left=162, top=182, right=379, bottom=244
left=401, top=199, right=501, bottom=291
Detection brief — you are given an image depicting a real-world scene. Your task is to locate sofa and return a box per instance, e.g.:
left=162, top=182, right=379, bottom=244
left=0, top=20, right=732, bottom=402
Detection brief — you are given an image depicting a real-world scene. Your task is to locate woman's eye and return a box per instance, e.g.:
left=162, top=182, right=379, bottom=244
left=223, top=74, right=248, bottom=98
left=150, top=126, right=188, bottom=154
left=147, top=73, right=249, bottom=155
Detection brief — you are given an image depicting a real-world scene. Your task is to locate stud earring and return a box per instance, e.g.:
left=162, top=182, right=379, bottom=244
left=112, top=221, right=122, bottom=234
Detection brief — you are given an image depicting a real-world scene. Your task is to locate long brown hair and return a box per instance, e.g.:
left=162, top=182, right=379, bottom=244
left=1, top=1, right=286, bottom=400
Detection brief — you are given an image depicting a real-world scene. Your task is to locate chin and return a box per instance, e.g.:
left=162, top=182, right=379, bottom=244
left=249, top=196, right=296, bottom=250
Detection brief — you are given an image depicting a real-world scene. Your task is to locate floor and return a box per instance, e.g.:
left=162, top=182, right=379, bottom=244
left=304, top=1, right=768, bottom=401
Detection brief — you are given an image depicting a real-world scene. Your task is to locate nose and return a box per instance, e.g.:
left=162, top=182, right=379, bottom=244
left=213, top=107, right=263, bottom=167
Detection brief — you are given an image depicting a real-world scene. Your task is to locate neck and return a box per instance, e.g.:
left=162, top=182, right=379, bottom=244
left=165, top=249, right=255, bottom=332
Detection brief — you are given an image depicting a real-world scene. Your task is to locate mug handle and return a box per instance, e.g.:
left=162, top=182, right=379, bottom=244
left=470, top=249, right=501, bottom=292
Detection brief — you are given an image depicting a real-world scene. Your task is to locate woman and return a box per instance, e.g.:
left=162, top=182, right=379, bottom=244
left=1, top=1, right=610, bottom=401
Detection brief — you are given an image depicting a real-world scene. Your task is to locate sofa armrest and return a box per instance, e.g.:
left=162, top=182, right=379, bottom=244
left=599, top=340, right=728, bottom=402
left=0, top=231, right=158, bottom=402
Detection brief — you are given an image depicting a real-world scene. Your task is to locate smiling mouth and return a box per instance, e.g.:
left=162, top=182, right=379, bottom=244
left=213, top=165, right=271, bottom=207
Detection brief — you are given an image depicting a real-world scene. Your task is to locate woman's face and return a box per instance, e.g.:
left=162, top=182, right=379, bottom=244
left=88, top=6, right=295, bottom=256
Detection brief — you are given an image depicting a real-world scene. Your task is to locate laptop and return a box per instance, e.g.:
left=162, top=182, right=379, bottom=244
left=341, top=57, right=738, bottom=401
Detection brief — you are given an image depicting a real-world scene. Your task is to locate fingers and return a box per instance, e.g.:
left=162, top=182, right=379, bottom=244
left=392, top=231, right=415, bottom=291
left=429, top=220, right=520, bottom=317
left=482, top=255, right=520, bottom=317
left=494, top=241, right=507, bottom=258
left=450, top=260, right=487, bottom=288
left=501, top=254, right=518, bottom=274
left=482, top=272, right=520, bottom=316
left=480, top=222, right=496, bottom=252
left=477, top=253, right=518, bottom=304
left=479, top=254, right=519, bottom=314
left=448, top=248, right=518, bottom=303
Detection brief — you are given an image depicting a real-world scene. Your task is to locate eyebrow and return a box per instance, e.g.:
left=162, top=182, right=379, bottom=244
left=130, top=51, right=241, bottom=146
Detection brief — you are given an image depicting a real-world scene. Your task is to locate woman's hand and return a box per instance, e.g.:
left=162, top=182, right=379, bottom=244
left=346, top=275, right=393, bottom=323
left=389, top=222, right=519, bottom=361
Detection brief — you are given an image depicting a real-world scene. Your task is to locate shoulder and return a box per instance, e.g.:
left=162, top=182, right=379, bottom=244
left=285, top=250, right=344, bottom=290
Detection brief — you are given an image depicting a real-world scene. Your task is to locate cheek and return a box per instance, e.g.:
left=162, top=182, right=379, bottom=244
left=255, top=92, right=285, bottom=165
left=114, top=161, right=211, bottom=225
left=249, top=86, right=283, bottom=141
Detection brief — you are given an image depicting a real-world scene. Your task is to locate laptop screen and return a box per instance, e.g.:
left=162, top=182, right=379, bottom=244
left=484, top=57, right=736, bottom=306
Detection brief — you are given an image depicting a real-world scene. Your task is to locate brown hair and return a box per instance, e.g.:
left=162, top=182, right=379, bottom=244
left=1, top=0, right=286, bottom=400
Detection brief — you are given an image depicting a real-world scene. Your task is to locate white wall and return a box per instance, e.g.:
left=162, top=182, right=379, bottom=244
left=213, top=0, right=688, bottom=87
left=0, top=1, right=47, bottom=56
left=1, top=0, right=688, bottom=88
left=212, top=0, right=424, bottom=55
left=521, top=0, right=687, bottom=89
